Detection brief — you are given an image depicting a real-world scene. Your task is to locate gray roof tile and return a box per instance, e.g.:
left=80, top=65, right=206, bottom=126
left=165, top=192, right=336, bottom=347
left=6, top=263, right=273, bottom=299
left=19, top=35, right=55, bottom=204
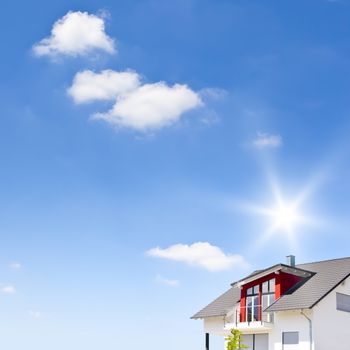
left=191, top=286, right=240, bottom=319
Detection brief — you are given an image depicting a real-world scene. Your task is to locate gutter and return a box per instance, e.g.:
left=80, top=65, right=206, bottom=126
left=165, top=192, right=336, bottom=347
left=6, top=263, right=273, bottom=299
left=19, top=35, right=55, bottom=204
left=301, top=310, right=313, bottom=350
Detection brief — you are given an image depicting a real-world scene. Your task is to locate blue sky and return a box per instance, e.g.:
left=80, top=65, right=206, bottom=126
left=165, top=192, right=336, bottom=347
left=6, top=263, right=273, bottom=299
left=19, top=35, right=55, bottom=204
left=1, top=0, right=350, bottom=349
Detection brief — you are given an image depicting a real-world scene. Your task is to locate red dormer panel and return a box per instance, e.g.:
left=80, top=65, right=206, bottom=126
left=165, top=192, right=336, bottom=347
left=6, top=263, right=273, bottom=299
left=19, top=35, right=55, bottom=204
left=276, top=271, right=302, bottom=298
left=239, top=270, right=302, bottom=322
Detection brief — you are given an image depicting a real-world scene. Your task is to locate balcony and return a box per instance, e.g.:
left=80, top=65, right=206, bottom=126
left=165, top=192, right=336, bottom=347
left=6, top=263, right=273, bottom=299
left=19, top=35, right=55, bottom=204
left=224, top=306, right=274, bottom=332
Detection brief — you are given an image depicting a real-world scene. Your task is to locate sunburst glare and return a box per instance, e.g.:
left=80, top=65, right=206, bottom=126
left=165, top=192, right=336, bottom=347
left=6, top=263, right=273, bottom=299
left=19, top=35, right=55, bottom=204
left=266, top=197, right=303, bottom=234
left=237, top=180, right=320, bottom=253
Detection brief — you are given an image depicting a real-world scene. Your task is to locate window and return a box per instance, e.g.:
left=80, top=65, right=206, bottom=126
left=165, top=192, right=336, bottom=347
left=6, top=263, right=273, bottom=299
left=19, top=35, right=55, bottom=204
left=262, top=294, right=275, bottom=311
left=246, top=285, right=259, bottom=322
left=247, top=295, right=259, bottom=322
left=262, top=279, right=275, bottom=294
left=241, top=334, right=268, bottom=350
left=245, top=279, right=276, bottom=322
left=261, top=278, right=275, bottom=322
left=282, top=332, right=299, bottom=346
left=336, top=293, right=350, bottom=313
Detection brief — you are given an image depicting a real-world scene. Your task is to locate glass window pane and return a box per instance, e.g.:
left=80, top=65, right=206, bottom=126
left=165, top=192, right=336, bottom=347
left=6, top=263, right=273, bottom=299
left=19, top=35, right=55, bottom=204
left=253, top=285, right=259, bottom=294
left=252, top=296, right=259, bottom=321
left=262, top=281, right=269, bottom=293
left=269, top=279, right=275, bottom=293
left=241, top=335, right=254, bottom=349
left=247, top=287, right=253, bottom=295
left=247, top=297, right=253, bottom=322
left=337, top=293, right=350, bottom=313
left=283, top=332, right=299, bottom=345
left=254, top=306, right=259, bottom=320
left=262, top=295, right=269, bottom=308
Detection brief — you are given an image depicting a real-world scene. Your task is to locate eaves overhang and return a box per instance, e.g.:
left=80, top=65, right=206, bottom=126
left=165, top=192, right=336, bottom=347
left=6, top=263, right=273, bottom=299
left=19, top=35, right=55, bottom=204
left=232, top=264, right=314, bottom=287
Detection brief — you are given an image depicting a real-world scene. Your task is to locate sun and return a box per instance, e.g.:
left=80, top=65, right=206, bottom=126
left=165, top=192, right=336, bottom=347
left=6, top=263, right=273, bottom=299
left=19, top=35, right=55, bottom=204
left=268, top=200, right=302, bottom=234
left=237, top=182, right=317, bottom=251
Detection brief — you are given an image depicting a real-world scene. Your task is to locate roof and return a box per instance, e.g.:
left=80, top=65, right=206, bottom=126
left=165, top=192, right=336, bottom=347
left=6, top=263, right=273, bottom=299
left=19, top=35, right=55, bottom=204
left=266, top=256, right=350, bottom=312
left=192, top=256, right=350, bottom=319
left=233, top=263, right=313, bottom=287
left=191, top=286, right=240, bottom=319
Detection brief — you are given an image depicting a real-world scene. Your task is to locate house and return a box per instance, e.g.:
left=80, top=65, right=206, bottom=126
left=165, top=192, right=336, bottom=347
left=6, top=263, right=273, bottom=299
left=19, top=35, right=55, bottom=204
left=192, top=255, right=350, bottom=350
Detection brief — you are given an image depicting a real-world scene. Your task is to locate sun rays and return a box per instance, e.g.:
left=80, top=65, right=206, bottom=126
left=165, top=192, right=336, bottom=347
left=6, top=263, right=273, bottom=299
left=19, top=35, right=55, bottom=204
left=236, top=178, right=321, bottom=253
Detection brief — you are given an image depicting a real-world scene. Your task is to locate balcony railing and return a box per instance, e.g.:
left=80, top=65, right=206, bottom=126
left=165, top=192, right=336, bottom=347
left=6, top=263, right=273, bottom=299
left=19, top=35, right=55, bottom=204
left=233, top=305, right=274, bottom=326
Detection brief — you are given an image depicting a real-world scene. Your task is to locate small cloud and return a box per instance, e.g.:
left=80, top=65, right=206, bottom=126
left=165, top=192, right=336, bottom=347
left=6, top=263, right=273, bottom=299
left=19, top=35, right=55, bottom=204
left=1, top=285, right=16, bottom=294
left=29, top=310, right=43, bottom=320
left=33, top=11, right=115, bottom=58
left=199, top=88, right=228, bottom=101
left=155, top=274, right=180, bottom=287
left=9, top=262, right=22, bottom=270
left=146, top=242, right=248, bottom=272
left=250, top=132, right=282, bottom=149
left=68, top=69, right=141, bottom=104
left=92, top=82, right=203, bottom=131
left=199, top=110, right=220, bottom=126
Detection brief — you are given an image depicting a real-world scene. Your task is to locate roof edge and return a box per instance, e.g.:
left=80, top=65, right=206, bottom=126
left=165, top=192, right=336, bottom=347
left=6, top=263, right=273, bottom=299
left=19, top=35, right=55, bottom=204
left=297, top=256, right=350, bottom=267
left=232, top=264, right=314, bottom=287
left=310, top=272, right=350, bottom=309
left=191, top=314, right=226, bottom=320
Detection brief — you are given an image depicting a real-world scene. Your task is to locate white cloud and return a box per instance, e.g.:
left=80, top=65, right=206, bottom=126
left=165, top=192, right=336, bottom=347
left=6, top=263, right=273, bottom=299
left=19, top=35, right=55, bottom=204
left=155, top=274, right=180, bottom=287
left=93, top=82, right=203, bottom=131
left=251, top=132, right=282, bottom=149
left=33, top=11, right=115, bottom=57
left=29, top=310, right=43, bottom=320
left=68, top=70, right=141, bottom=104
left=9, top=262, right=22, bottom=270
left=1, top=285, right=16, bottom=294
left=146, top=242, right=248, bottom=272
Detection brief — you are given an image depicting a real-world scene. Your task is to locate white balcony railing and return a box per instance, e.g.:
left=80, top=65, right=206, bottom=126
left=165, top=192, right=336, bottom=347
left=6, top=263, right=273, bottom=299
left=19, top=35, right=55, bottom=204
left=233, top=305, right=274, bottom=326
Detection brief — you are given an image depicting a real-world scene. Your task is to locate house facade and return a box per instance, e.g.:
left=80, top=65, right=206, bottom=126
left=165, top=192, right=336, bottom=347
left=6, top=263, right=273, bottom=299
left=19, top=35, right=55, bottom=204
left=192, top=256, right=350, bottom=350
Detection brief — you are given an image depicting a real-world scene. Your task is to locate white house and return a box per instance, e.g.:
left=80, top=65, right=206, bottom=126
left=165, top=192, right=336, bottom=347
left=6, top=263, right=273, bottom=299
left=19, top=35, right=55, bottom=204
left=192, top=256, right=350, bottom=350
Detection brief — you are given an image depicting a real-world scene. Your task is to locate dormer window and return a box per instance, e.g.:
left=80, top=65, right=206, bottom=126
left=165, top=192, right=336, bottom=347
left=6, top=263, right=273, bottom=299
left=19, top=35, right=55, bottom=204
left=244, top=278, right=276, bottom=323
left=246, top=285, right=259, bottom=322
left=262, top=279, right=275, bottom=294
left=262, top=279, right=275, bottom=322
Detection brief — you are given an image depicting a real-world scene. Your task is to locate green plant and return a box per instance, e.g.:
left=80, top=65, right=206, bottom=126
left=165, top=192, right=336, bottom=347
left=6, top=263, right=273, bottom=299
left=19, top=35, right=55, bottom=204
left=225, top=329, right=249, bottom=350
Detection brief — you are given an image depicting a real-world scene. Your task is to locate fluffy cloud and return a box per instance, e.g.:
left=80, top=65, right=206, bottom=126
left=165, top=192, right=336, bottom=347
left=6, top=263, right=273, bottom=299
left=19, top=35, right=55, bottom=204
left=155, top=275, right=180, bottom=287
left=1, top=285, right=16, bottom=294
left=33, top=11, right=115, bottom=57
left=68, top=70, right=141, bottom=104
left=251, top=132, right=282, bottom=149
left=93, top=82, right=202, bottom=131
left=146, top=242, right=248, bottom=272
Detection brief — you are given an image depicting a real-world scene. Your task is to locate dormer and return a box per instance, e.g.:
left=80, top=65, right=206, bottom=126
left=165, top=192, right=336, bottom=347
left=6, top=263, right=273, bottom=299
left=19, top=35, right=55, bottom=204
left=234, top=256, right=313, bottom=323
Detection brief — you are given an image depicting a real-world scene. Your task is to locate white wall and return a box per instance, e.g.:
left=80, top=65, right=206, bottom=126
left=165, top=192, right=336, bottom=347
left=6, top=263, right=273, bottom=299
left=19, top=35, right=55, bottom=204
left=204, top=316, right=228, bottom=336
left=313, top=275, right=350, bottom=350
left=268, top=310, right=312, bottom=350
left=204, top=311, right=312, bottom=350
